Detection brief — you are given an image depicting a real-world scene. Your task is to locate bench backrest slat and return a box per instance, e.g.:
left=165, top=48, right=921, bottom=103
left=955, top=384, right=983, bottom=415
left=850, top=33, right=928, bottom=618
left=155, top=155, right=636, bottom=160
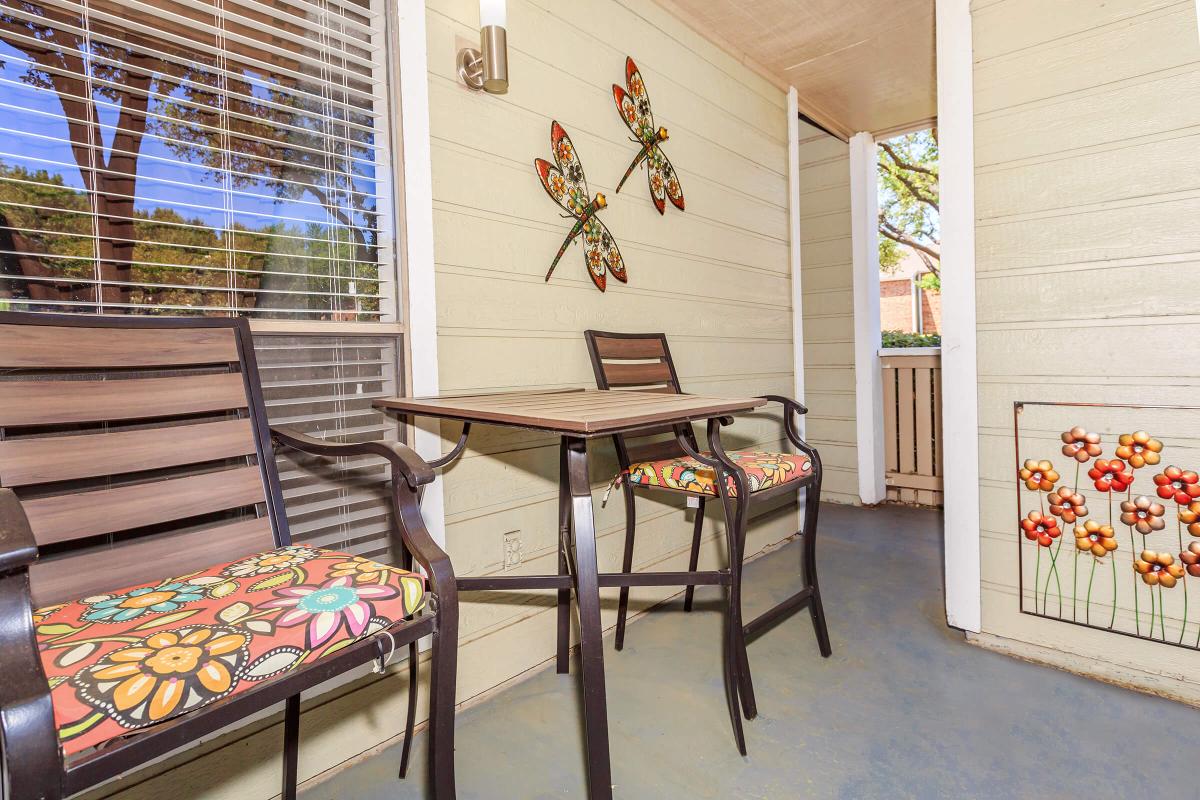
left=0, top=313, right=290, bottom=607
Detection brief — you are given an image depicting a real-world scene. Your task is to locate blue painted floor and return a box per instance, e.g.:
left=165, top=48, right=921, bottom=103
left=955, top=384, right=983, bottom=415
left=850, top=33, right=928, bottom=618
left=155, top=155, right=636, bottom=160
left=303, top=504, right=1200, bottom=799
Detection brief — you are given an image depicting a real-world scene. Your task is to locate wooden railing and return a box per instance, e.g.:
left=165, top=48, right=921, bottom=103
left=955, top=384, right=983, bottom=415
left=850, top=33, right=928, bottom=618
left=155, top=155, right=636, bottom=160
left=881, top=347, right=943, bottom=506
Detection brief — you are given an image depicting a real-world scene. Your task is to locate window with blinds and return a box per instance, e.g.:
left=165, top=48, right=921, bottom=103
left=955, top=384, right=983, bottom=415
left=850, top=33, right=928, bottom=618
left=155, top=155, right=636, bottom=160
left=0, top=0, right=396, bottom=319
left=256, top=334, right=402, bottom=561
left=0, top=0, right=409, bottom=564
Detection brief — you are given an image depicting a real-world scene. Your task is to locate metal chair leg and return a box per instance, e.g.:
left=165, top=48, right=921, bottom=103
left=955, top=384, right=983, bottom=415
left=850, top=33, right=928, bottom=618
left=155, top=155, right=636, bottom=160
left=683, top=497, right=705, bottom=612
left=802, top=486, right=832, bottom=657
left=282, top=694, right=300, bottom=800
left=614, top=484, right=637, bottom=651
left=428, top=605, right=458, bottom=798
left=398, top=640, right=419, bottom=779
left=716, top=489, right=747, bottom=756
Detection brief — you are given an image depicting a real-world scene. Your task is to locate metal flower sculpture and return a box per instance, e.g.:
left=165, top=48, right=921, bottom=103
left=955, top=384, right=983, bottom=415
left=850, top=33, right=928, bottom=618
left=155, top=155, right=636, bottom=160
left=534, top=121, right=627, bottom=292
left=1060, top=426, right=1102, bottom=462
left=612, top=57, right=685, bottom=214
left=1115, top=430, right=1163, bottom=469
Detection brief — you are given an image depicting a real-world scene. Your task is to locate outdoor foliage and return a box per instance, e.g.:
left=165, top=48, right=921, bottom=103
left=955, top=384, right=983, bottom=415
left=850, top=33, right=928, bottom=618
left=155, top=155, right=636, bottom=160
left=878, top=129, right=939, bottom=289
left=881, top=330, right=940, bottom=348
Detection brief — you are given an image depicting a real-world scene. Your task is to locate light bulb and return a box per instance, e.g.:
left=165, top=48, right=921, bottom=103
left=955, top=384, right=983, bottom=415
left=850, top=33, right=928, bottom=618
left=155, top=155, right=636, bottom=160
left=479, top=0, right=506, bottom=28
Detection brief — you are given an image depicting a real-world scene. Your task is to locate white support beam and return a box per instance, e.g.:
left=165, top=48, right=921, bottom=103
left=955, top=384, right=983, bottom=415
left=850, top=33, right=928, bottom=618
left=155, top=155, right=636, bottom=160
left=396, top=0, right=446, bottom=549
left=787, top=88, right=806, bottom=440
left=936, top=0, right=982, bottom=633
left=849, top=131, right=886, bottom=506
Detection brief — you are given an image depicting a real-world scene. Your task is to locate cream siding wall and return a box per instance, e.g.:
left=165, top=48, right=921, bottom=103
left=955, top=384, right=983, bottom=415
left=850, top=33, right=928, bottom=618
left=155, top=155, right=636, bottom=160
left=429, top=0, right=801, bottom=704
left=971, top=0, right=1200, bottom=697
left=97, top=2, right=803, bottom=797
left=796, top=121, right=859, bottom=505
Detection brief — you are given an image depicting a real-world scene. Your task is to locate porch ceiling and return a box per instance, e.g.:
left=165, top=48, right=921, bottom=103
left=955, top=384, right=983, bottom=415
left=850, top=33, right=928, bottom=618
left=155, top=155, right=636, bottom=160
left=661, top=0, right=936, bottom=140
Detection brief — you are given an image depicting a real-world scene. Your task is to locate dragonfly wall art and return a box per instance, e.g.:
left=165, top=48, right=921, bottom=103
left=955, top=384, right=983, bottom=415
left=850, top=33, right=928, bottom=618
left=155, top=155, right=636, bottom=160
left=612, top=56, right=685, bottom=215
left=534, top=120, right=627, bottom=292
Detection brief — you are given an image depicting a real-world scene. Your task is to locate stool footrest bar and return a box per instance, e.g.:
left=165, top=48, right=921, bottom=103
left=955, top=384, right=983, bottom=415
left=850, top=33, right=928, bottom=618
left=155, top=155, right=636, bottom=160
left=743, top=587, right=814, bottom=640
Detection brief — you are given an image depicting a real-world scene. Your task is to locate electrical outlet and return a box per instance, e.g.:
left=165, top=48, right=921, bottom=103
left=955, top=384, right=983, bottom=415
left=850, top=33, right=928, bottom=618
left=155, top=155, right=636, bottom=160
left=686, top=495, right=701, bottom=509
left=502, top=530, right=523, bottom=570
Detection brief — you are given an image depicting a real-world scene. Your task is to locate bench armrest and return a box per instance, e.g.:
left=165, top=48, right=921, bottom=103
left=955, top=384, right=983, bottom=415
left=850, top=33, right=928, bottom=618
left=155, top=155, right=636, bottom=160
left=269, top=427, right=457, bottom=605
left=0, top=491, right=61, bottom=793
left=0, top=489, right=37, bottom=575
left=270, top=426, right=434, bottom=490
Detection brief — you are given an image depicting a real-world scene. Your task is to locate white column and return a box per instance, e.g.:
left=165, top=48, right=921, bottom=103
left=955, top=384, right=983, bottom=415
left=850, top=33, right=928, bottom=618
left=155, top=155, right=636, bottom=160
left=787, top=88, right=806, bottom=439
left=397, top=0, right=447, bottom=549
left=936, top=0, right=982, bottom=633
left=849, top=132, right=886, bottom=505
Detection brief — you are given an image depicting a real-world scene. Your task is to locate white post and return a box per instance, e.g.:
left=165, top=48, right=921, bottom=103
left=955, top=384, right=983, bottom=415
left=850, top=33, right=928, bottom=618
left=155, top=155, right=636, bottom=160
left=397, top=0, right=447, bottom=549
left=787, top=88, right=806, bottom=440
left=936, top=0, right=982, bottom=633
left=849, top=132, right=886, bottom=505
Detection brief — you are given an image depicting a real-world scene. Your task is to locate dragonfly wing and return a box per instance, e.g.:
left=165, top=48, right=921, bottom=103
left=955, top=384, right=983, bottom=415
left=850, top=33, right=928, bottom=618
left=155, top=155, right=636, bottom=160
left=613, top=83, right=652, bottom=145
left=580, top=216, right=608, bottom=292
left=659, top=148, right=685, bottom=211
left=614, top=57, right=655, bottom=145
left=550, top=120, right=588, bottom=198
left=646, top=148, right=667, bottom=215
left=535, top=122, right=590, bottom=218
left=594, top=216, right=627, bottom=284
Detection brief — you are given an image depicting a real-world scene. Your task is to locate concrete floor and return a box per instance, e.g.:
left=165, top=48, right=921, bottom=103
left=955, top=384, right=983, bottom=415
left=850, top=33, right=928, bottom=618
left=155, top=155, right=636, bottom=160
left=304, top=504, right=1200, bottom=799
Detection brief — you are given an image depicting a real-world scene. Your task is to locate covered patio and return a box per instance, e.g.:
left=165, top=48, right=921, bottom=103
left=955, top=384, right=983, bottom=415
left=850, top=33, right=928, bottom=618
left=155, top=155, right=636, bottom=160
left=1, top=0, right=1198, bottom=797
left=308, top=504, right=1196, bottom=799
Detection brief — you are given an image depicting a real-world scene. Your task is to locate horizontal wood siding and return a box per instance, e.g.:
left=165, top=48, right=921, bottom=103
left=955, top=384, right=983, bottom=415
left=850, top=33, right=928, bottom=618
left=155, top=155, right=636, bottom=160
left=796, top=120, right=859, bottom=504
left=429, top=0, right=800, bottom=732
left=971, top=0, right=1200, bottom=694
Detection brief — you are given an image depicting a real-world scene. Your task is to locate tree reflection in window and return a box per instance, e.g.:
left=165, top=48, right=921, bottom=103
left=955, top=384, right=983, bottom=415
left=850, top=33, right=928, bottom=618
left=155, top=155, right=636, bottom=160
left=0, top=0, right=390, bottom=319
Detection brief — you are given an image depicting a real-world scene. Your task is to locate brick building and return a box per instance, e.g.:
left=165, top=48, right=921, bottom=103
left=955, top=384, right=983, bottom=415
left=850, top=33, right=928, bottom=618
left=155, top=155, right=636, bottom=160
left=880, top=250, right=941, bottom=333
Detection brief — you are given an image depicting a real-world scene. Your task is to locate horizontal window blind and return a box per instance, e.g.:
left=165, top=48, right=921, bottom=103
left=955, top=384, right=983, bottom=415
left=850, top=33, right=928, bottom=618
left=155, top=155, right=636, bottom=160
left=0, top=0, right=397, bottom=320
left=255, top=333, right=403, bottom=563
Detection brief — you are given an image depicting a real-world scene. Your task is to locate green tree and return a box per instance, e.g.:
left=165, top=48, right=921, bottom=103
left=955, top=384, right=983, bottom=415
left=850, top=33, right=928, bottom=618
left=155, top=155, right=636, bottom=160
left=878, top=129, right=939, bottom=290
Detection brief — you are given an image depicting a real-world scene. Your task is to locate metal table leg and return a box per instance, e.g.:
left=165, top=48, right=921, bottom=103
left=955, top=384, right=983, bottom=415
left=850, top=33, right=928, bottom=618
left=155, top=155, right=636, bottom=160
left=565, top=436, right=613, bottom=799
left=557, top=437, right=573, bottom=673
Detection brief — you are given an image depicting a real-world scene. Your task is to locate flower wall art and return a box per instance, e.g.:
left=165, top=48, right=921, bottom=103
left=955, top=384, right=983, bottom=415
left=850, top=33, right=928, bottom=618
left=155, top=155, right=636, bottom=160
left=1015, top=401, right=1200, bottom=650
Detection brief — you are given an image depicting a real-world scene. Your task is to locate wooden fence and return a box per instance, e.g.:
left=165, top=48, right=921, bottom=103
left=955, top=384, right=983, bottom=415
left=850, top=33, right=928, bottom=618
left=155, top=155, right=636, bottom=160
left=881, top=348, right=943, bottom=506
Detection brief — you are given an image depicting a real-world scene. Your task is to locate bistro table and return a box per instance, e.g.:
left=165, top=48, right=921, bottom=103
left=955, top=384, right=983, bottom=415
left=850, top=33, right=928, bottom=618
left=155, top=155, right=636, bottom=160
left=375, top=388, right=767, bottom=799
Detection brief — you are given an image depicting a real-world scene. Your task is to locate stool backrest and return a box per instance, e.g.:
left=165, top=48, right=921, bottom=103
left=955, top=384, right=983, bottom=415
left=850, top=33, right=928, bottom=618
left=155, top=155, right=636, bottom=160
left=583, top=330, right=700, bottom=469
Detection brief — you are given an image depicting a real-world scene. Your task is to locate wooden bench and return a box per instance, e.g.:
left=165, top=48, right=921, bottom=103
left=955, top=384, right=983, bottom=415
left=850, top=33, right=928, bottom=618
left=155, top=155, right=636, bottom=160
left=0, top=313, right=457, bottom=799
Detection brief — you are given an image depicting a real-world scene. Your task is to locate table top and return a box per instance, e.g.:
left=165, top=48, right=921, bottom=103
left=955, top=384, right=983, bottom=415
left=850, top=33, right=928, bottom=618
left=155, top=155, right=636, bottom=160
left=374, top=388, right=766, bottom=437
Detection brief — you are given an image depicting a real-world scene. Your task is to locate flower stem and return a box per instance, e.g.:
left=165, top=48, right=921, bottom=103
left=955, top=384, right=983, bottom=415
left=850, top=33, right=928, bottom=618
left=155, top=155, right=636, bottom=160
left=1123, top=495, right=1141, bottom=636
left=1086, top=557, right=1097, bottom=626
left=1158, top=584, right=1167, bottom=640
left=1034, top=544, right=1042, bottom=615
left=1109, top=555, right=1117, bottom=629
left=1179, top=516, right=1189, bottom=645
left=1073, top=547, right=1079, bottom=622
left=1046, top=538, right=1064, bottom=617
left=1149, top=586, right=1156, bottom=641
left=1072, top=462, right=1080, bottom=622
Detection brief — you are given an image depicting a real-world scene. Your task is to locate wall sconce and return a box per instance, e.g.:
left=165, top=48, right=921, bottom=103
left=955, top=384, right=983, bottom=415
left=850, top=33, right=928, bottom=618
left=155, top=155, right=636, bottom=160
left=457, top=0, right=508, bottom=94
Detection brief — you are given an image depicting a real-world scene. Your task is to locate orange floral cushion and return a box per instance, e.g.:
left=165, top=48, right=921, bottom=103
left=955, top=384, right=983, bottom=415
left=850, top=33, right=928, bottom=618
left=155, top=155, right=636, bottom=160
left=626, top=450, right=812, bottom=497
left=33, top=546, right=425, bottom=756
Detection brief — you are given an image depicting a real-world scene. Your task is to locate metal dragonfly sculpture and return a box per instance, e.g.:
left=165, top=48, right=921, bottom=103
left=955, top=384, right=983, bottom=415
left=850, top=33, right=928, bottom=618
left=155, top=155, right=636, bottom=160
left=612, top=56, right=685, bottom=215
left=534, top=120, right=627, bottom=292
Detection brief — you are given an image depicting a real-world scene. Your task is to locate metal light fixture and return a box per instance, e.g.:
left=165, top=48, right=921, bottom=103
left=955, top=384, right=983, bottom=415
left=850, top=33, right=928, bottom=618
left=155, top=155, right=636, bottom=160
left=457, top=0, right=508, bottom=94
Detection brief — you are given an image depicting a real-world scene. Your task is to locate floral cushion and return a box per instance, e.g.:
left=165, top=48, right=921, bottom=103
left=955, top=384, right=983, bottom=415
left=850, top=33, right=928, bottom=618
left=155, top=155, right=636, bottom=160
left=626, top=450, right=812, bottom=497
left=33, top=546, right=425, bottom=756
